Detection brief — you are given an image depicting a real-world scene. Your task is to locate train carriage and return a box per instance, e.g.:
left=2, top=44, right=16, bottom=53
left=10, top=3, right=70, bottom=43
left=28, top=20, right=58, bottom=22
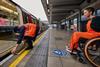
left=0, top=0, right=48, bottom=60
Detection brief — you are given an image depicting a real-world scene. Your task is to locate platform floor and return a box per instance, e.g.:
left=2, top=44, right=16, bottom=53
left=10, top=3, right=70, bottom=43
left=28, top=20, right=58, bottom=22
left=3, top=28, right=92, bottom=67
left=47, top=29, right=91, bottom=67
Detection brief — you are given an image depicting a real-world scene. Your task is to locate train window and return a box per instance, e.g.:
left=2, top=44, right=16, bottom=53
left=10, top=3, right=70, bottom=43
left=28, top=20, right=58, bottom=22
left=32, top=19, right=36, bottom=24
left=93, top=11, right=96, bottom=15
left=73, top=18, right=77, bottom=24
left=22, top=12, right=28, bottom=24
left=35, top=19, right=38, bottom=24
left=73, top=18, right=78, bottom=30
left=97, top=9, right=100, bottom=16
left=0, top=0, right=19, bottom=26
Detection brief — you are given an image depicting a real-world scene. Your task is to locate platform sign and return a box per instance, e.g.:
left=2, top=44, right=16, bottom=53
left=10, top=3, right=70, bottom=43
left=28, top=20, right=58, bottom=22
left=53, top=49, right=69, bottom=57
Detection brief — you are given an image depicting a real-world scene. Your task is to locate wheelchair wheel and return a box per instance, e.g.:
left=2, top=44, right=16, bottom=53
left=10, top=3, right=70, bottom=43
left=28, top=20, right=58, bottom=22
left=84, top=37, right=100, bottom=67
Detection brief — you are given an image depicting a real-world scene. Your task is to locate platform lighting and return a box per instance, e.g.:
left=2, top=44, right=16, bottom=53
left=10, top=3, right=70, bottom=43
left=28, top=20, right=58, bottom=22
left=48, top=9, right=49, bottom=12
left=2, top=0, right=15, bottom=8
left=0, top=5, right=13, bottom=13
left=0, top=6, right=18, bottom=15
left=47, top=0, right=49, bottom=4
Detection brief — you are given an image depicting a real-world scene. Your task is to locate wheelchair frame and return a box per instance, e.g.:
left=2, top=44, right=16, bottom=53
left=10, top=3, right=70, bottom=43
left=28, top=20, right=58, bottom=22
left=84, top=37, right=100, bottom=67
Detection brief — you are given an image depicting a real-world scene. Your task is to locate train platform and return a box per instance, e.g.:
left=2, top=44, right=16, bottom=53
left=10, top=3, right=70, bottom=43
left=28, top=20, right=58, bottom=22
left=0, top=34, right=16, bottom=58
left=1, top=28, right=92, bottom=67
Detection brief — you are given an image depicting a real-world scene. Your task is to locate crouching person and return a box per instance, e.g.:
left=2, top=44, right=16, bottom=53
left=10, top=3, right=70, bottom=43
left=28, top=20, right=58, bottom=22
left=11, top=25, right=25, bottom=54
left=24, top=15, right=36, bottom=50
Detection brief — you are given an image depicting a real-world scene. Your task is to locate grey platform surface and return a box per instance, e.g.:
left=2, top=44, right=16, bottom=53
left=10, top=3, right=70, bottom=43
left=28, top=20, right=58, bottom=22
left=17, top=29, right=92, bottom=67
left=48, top=29, right=92, bottom=67
left=17, top=31, right=49, bottom=67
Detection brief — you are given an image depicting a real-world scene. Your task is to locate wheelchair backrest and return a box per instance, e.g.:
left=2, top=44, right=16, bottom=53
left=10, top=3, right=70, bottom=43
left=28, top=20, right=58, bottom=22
left=91, top=16, right=100, bottom=32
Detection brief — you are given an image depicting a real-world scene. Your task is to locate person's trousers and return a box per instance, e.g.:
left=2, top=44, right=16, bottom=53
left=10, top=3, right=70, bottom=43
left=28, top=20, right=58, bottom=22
left=70, top=32, right=100, bottom=50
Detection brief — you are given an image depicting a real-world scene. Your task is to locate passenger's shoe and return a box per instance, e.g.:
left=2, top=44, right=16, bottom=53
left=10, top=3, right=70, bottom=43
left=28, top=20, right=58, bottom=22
left=71, top=51, right=77, bottom=55
left=66, top=46, right=77, bottom=55
left=66, top=46, right=72, bottom=53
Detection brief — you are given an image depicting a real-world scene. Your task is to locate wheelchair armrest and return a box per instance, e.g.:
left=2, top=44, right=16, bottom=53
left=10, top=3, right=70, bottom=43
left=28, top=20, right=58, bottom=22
left=78, top=36, right=100, bottom=50
left=79, top=36, right=100, bottom=43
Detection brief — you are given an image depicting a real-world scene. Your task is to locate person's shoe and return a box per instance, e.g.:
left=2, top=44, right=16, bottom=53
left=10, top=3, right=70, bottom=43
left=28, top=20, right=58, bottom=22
left=71, top=51, right=77, bottom=55
left=66, top=46, right=77, bottom=55
left=66, top=46, right=71, bottom=53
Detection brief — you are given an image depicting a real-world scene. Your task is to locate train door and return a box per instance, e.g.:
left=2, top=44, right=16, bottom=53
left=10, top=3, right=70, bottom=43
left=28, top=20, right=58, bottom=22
left=96, top=9, right=100, bottom=16
left=73, top=17, right=78, bottom=31
left=21, top=11, right=28, bottom=24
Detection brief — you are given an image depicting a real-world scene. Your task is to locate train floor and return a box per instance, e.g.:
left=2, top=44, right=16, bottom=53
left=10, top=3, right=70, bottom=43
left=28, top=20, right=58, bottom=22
left=1, top=28, right=92, bottom=67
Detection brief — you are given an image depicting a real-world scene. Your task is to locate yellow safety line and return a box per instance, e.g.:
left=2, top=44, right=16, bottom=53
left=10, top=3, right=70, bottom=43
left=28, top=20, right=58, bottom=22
left=17, top=47, right=27, bottom=55
left=9, top=32, right=45, bottom=67
left=9, top=50, right=30, bottom=67
left=17, top=32, right=44, bottom=55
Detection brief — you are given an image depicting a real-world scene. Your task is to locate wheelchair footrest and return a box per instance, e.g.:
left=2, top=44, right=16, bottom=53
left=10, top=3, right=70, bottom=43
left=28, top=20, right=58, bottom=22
left=77, top=50, right=87, bottom=64
left=78, top=57, right=87, bottom=64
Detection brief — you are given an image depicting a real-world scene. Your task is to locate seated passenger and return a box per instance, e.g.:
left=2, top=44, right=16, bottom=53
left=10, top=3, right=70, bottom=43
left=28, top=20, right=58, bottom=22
left=66, top=7, right=100, bottom=53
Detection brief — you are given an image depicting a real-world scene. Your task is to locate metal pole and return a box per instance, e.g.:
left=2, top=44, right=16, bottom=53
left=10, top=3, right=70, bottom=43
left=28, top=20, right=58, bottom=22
left=50, top=6, right=52, bottom=24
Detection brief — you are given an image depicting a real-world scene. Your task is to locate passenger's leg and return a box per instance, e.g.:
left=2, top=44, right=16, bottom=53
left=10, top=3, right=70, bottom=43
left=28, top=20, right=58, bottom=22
left=69, top=32, right=99, bottom=50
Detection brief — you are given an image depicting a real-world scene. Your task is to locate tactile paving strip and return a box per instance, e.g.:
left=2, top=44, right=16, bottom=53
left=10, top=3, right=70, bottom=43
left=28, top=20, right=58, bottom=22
left=25, top=36, right=49, bottom=67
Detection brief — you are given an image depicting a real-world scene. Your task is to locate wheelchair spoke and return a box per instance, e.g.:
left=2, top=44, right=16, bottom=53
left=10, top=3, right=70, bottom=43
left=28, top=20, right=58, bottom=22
left=88, top=45, right=100, bottom=56
left=93, top=56, right=100, bottom=65
left=87, top=44, right=100, bottom=66
left=91, top=55, right=99, bottom=61
left=89, top=51, right=100, bottom=56
left=84, top=37, right=100, bottom=67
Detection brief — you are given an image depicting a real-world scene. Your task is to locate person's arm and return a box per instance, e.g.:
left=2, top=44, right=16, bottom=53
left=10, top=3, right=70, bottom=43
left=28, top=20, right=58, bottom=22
left=19, top=26, right=25, bottom=36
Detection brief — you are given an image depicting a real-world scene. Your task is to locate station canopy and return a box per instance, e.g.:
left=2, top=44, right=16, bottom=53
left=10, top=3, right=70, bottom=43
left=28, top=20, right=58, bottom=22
left=41, top=0, right=97, bottom=23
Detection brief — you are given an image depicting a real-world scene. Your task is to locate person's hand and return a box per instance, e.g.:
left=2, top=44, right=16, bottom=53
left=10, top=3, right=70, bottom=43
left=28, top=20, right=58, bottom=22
left=11, top=45, right=18, bottom=55
left=11, top=46, right=17, bottom=54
